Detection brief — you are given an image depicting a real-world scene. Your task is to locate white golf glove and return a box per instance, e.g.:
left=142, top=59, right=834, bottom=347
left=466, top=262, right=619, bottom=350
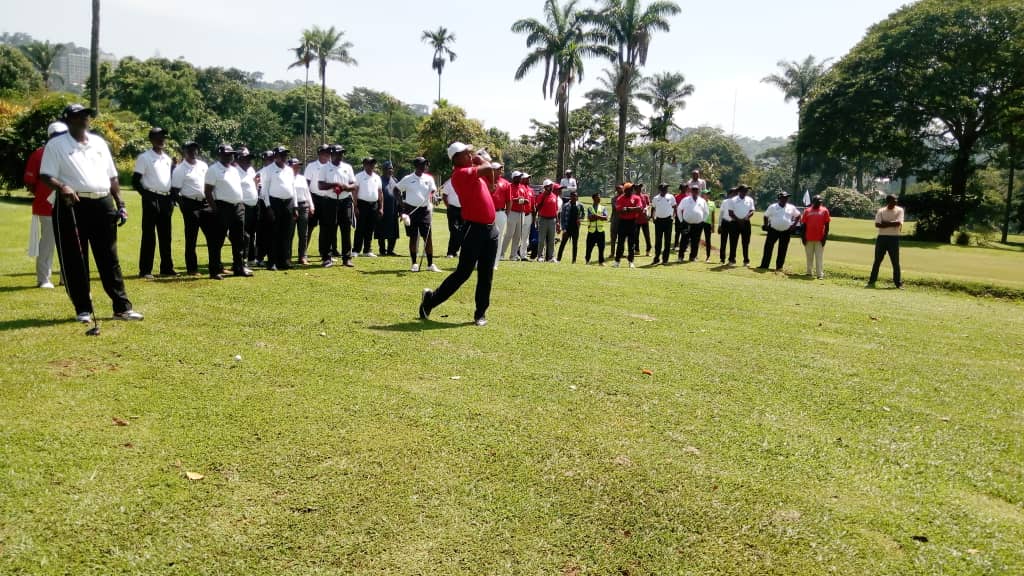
left=401, top=214, right=411, bottom=227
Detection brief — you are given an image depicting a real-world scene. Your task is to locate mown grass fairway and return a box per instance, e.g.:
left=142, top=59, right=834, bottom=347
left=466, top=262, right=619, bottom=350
left=1, top=194, right=1023, bottom=575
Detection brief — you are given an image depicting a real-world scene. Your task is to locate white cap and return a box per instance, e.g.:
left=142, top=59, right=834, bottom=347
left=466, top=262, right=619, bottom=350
left=521, top=172, right=531, bottom=179
left=47, top=121, right=68, bottom=137
left=476, top=149, right=492, bottom=162
left=542, top=179, right=553, bottom=187
left=511, top=171, right=522, bottom=178
left=490, top=162, right=503, bottom=170
left=447, top=141, right=473, bottom=159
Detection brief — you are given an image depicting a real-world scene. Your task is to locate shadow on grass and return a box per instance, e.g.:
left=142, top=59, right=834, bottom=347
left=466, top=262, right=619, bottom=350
left=369, top=320, right=475, bottom=332
left=0, top=317, right=76, bottom=332
left=0, top=285, right=41, bottom=293
left=358, top=269, right=416, bottom=276
left=829, top=234, right=943, bottom=250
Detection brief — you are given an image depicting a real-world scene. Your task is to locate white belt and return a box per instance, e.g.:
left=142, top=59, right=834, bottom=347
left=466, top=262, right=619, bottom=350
left=77, top=190, right=110, bottom=199
left=146, top=189, right=171, bottom=196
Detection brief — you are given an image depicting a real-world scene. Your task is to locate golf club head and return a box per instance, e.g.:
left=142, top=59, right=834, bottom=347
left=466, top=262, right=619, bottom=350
left=85, top=322, right=100, bottom=336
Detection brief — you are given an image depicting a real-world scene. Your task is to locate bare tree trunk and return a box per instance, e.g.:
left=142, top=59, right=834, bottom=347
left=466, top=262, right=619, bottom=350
left=616, top=98, right=627, bottom=184
left=90, top=0, right=100, bottom=111
left=303, top=65, right=309, bottom=159
left=793, top=149, right=801, bottom=195
left=1003, top=138, right=1016, bottom=244
left=437, top=71, right=442, bottom=104
left=320, top=70, right=327, bottom=144
left=556, top=99, right=568, bottom=178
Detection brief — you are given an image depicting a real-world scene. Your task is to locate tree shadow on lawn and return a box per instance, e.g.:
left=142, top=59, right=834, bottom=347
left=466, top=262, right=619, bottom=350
left=828, top=234, right=942, bottom=249
left=0, top=317, right=76, bottom=332
left=369, top=320, right=475, bottom=332
left=0, top=285, right=42, bottom=293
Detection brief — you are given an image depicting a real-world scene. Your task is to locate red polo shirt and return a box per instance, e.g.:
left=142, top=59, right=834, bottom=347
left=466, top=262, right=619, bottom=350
left=801, top=206, right=832, bottom=242
left=452, top=165, right=495, bottom=225
left=616, top=193, right=643, bottom=220
left=492, top=178, right=511, bottom=211
left=510, top=183, right=532, bottom=213
left=24, top=147, right=53, bottom=217
left=536, top=190, right=559, bottom=218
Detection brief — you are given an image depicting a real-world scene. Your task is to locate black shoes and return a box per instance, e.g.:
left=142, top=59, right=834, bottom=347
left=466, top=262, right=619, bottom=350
left=419, top=289, right=433, bottom=319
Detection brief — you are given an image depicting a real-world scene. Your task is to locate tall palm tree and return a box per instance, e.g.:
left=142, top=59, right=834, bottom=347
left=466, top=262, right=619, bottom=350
left=762, top=55, right=832, bottom=195
left=312, top=26, right=357, bottom=143
left=637, top=71, right=694, bottom=182
left=422, top=27, right=456, bottom=104
left=593, top=0, right=681, bottom=183
left=513, top=0, right=614, bottom=176
left=90, top=0, right=99, bottom=109
left=288, top=29, right=317, bottom=160
left=584, top=67, right=644, bottom=126
left=20, top=41, right=66, bottom=89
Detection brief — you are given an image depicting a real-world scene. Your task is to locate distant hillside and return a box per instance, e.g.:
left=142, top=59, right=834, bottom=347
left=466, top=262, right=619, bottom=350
left=668, top=127, right=788, bottom=160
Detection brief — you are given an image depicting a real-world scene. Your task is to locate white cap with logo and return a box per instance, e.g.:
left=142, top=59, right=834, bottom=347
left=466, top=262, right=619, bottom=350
left=447, top=141, right=474, bottom=159
left=47, top=122, right=68, bottom=137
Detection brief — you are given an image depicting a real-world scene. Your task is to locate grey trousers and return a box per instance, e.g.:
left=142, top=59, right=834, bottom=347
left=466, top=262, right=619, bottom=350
left=537, top=217, right=557, bottom=260
left=35, top=215, right=56, bottom=285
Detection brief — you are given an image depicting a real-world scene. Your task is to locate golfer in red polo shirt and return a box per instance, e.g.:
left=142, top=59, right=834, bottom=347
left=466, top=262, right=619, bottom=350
left=419, top=142, right=500, bottom=326
left=614, top=183, right=643, bottom=268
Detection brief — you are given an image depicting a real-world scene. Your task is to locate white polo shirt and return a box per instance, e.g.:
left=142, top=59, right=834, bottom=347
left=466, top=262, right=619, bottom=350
left=355, top=170, right=382, bottom=203
left=204, top=161, right=244, bottom=204
left=170, top=158, right=208, bottom=201
left=687, top=178, right=707, bottom=192
left=730, top=195, right=756, bottom=220
left=319, top=162, right=356, bottom=199
left=559, top=177, right=578, bottom=193
left=397, top=172, right=437, bottom=207
left=305, top=159, right=328, bottom=192
left=678, top=195, right=708, bottom=224
left=294, top=173, right=312, bottom=205
left=259, top=163, right=296, bottom=205
left=133, top=148, right=173, bottom=193
left=236, top=165, right=259, bottom=207
left=651, top=193, right=677, bottom=219
left=40, top=132, right=117, bottom=197
left=765, top=202, right=801, bottom=231
left=443, top=179, right=460, bottom=208
left=719, top=196, right=735, bottom=222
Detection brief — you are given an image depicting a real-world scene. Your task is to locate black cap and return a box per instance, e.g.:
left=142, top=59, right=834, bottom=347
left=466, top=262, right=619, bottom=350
left=148, top=127, right=167, bottom=138
left=317, top=144, right=331, bottom=153
left=658, top=183, right=668, bottom=191
left=412, top=156, right=428, bottom=166
left=812, top=194, right=823, bottom=202
left=262, top=150, right=275, bottom=160
left=216, top=144, right=235, bottom=155
left=183, top=140, right=199, bottom=149
left=778, top=191, right=790, bottom=197
left=62, top=103, right=95, bottom=119
left=736, top=184, right=750, bottom=191
left=273, top=146, right=289, bottom=156
left=362, top=157, right=376, bottom=165
left=382, top=160, right=393, bottom=169
left=236, top=146, right=252, bottom=158
left=287, top=157, right=302, bottom=166
left=330, top=144, right=346, bottom=154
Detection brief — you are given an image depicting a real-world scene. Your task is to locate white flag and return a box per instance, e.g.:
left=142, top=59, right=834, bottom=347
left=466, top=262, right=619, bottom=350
left=802, top=190, right=811, bottom=206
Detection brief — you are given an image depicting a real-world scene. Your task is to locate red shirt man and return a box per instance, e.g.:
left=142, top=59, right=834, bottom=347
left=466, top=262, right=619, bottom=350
left=492, top=177, right=511, bottom=211
left=616, top=191, right=643, bottom=220
left=24, top=147, right=54, bottom=218
left=536, top=187, right=560, bottom=218
left=801, top=202, right=832, bottom=242
left=451, top=165, right=495, bottom=225
left=511, top=181, right=533, bottom=213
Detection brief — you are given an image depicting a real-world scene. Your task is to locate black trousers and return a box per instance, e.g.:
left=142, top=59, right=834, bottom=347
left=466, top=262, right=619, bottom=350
left=426, top=221, right=498, bottom=320
left=557, top=224, right=580, bottom=262
left=674, top=219, right=686, bottom=249
left=139, top=190, right=175, bottom=275
left=178, top=197, right=205, bottom=274
left=615, top=219, right=637, bottom=262
left=207, top=201, right=246, bottom=274
left=354, top=199, right=378, bottom=254
left=446, top=205, right=463, bottom=256
left=295, top=203, right=309, bottom=259
left=719, top=220, right=732, bottom=263
left=52, top=195, right=131, bottom=315
left=632, top=221, right=651, bottom=253
left=653, top=218, right=673, bottom=262
left=702, top=222, right=713, bottom=259
left=683, top=221, right=702, bottom=261
left=269, top=197, right=295, bottom=267
left=760, top=228, right=793, bottom=269
left=586, top=231, right=605, bottom=264
left=314, top=195, right=338, bottom=259
left=338, top=197, right=354, bottom=260
left=729, top=220, right=752, bottom=264
left=869, top=236, right=902, bottom=285
left=243, top=204, right=258, bottom=261
left=256, top=201, right=273, bottom=262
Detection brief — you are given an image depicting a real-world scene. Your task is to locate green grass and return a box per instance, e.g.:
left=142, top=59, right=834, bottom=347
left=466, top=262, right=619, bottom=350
left=1, top=194, right=1023, bottom=575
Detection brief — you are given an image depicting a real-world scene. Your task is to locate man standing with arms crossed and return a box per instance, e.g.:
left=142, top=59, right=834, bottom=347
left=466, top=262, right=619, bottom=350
left=169, top=141, right=207, bottom=276
left=585, top=192, right=608, bottom=265
left=801, top=194, right=831, bottom=279
left=41, top=104, right=143, bottom=322
left=204, top=144, right=251, bottom=280
left=678, top=183, right=709, bottom=262
left=419, top=142, right=500, bottom=326
left=557, top=190, right=585, bottom=264
left=318, top=145, right=358, bottom=267
left=758, top=191, right=801, bottom=271
left=535, top=179, right=560, bottom=262
left=259, top=146, right=298, bottom=270
left=353, top=157, right=383, bottom=258
left=503, top=171, right=532, bottom=261
left=397, top=157, right=441, bottom=272
left=613, top=182, right=643, bottom=268
left=867, top=194, right=904, bottom=289
left=650, top=183, right=676, bottom=265
left=728, top=184, right=755, bottom=266
left=133, top=127, right=175, bottom=278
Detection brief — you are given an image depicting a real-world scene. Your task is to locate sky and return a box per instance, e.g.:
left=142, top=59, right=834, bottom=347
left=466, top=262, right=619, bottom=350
left=1, top=0, right=911, bottom=140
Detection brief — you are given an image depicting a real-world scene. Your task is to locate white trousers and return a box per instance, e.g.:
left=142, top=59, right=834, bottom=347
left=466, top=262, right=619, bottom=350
left=804, top=241, right=824, bottom=278
left=31, top=215, right=56, bottom=285
left=503, top=211, right=531, bottom=260
left=493, top=210, right=507, bottom=269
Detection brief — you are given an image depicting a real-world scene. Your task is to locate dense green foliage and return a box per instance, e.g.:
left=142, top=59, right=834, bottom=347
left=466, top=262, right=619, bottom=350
left=0, top=45, right=43, bottom=98
left=821, top=187, right=877, bottom=218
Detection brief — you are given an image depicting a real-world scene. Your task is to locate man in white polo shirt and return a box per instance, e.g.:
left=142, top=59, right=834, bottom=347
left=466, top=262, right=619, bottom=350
left=132, top=127, right=175, bottom=278
left=727, top=184, right=756, bottom=266
left=868, top=194, right=905, bottom=289
left=169, top=141, right=208, bottom=276
left=717, top=187, right=736, bottom=264
left=397, top=157, right=441, bottom=272
left=559, top=169, right=578, bottom=200
left=318, top=145, right=357, bottom=267
left=650, top=183, right=676, bottom=265
left=234, top=147, right=259, bottom=266
left=758, top=191, right=801, bottom=271
left=204, top=144, right=251, bottom=280
left=259, top=146, right=298, bottom=270
left=677, top=183, right=709, bottom=262
left=304, top=144, right=331, bottom=246
left=442, top=176, right=462, bottom=257
left=353, top=157, right=383, bottom=257
left=41, top=103, right=143, bottom=323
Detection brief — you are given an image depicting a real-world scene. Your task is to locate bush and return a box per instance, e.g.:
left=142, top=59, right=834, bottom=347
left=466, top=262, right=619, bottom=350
left=0, top=45, right=43, bottom=99
left=821, top=187, right=876, bottom=218
left=900, top=188, right=961, bottom=242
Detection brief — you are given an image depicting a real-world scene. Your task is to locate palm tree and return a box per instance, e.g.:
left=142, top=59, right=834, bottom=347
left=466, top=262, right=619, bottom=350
left=762, top=55, right=832, bottom=195
left=422, top=27, right=456, bottom=104
left=513, top=0, right=614, bottom=176
left=593, top=0, right=681, bottom=183
left=288, top=29, right=317, bottom=160
left=90, top=0, right=99, bottom=109
left=20, top=40, right=66, bottom=89
left=637, top=71, right=694, bottom=182
left=584, top=67, right=644, bottom=125
left=311, top=26, right=357, bottom=143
